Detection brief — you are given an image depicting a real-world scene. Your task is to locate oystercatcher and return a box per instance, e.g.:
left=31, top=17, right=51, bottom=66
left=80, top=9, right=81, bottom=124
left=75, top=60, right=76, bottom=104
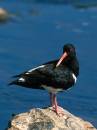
left=9, top=43, right=79, bottom=115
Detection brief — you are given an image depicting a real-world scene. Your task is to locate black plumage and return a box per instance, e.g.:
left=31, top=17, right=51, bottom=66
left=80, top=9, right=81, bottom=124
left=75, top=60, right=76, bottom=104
left=9, top=43, right=79, bottom=115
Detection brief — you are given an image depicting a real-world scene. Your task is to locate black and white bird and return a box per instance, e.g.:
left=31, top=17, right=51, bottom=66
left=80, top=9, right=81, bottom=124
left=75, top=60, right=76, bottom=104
left=9, top=43, right=79, bottom=115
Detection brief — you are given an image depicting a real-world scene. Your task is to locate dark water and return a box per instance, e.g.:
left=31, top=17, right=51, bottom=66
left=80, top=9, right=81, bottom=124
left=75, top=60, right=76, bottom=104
left=0, top=0, right=97, bottom=129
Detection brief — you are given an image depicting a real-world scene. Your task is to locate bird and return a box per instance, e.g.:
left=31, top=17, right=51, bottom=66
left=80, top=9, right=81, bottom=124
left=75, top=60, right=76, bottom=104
left=9, top=43, right=79, bottom=115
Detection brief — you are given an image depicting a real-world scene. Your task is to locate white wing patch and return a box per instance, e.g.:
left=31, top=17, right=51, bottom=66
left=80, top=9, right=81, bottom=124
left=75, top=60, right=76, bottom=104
left=19, top=77, right=25, bottom=82
left=72, top=73, right=77, bottom=83
left=26, top=65, right=45, bottom=74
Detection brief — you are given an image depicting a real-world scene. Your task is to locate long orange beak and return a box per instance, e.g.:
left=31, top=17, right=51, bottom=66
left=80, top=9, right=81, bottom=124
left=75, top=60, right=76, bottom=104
left=56, top=52, right=68, bottom=67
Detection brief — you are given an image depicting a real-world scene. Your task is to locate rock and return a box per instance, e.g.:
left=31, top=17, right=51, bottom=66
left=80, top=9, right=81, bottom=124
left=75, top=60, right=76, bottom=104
left=7, top=107, right=96, bottom=130
left=0, top=8, right=9, bottom=22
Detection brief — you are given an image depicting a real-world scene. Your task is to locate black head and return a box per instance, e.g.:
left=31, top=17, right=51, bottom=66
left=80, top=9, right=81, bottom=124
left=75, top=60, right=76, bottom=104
left=63, top=44, right=76, bottom=58
left=63, top=43, right=79, bottom=76
left=56, top=43, right=76, bottom=67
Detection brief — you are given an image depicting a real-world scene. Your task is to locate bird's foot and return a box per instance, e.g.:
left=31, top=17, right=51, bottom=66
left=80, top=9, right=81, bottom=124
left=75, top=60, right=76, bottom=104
left=52, top=106, right=65, bottom=117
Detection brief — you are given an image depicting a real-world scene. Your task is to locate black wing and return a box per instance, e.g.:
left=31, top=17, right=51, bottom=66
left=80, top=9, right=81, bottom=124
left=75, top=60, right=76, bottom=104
left=9, top=61, right=74, bottom=90
left=11, top=59, right=58, bottom=78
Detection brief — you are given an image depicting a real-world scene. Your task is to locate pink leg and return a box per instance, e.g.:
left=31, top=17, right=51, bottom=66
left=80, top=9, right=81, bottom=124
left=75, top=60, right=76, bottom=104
left=50, top=93, right=58, bottom=114
left=50, top=93, right=65, bottom=116
left=53, top=94, right=58, bottom=114
left=50, top=93, right=58, bottom=109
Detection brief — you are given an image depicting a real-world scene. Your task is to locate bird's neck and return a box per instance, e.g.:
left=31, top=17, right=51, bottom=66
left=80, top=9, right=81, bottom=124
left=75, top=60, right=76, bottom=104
left=64, top=57, right=79, bottom=76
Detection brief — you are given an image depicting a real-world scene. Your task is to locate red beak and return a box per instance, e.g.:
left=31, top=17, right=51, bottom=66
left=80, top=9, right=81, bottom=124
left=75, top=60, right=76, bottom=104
left=56, top=52, right=68, bottom=67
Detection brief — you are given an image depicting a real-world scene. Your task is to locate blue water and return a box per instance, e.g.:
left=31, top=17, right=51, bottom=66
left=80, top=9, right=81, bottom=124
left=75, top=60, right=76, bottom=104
left=0, top=0, right=97, bottom=129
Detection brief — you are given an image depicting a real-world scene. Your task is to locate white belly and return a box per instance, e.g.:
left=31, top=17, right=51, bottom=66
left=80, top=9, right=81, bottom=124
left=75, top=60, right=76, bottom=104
left=42, top=85, right=63, bottom=94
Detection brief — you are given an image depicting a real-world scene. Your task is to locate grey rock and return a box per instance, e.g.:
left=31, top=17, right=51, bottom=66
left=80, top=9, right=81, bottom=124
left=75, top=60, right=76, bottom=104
left=8, top=107, right=97, bottom=130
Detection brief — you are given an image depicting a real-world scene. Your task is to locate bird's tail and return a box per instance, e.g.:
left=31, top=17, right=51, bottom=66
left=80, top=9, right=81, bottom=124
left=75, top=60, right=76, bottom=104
left=8, top=79, right=20, bottom=86
left=8, top=72, right=26, bottom=86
